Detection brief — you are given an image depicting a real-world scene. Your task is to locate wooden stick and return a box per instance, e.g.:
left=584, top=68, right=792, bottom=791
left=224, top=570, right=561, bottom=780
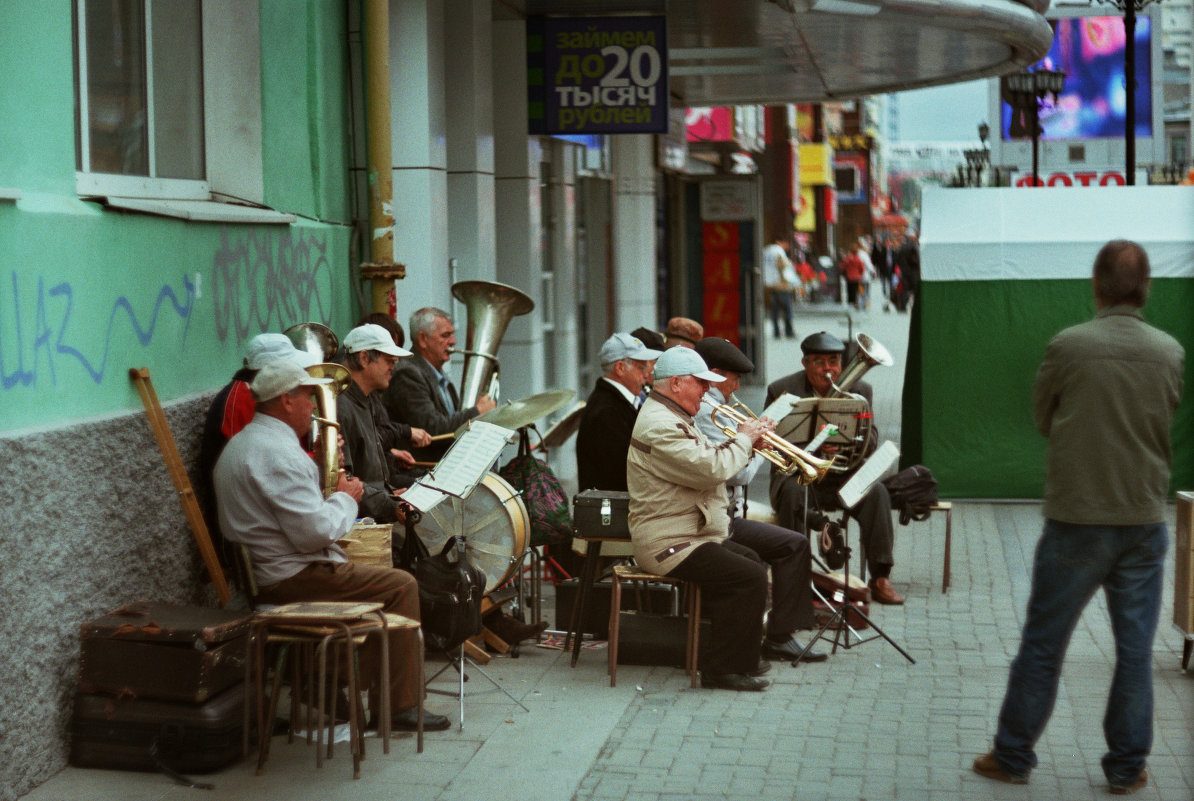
left=426, top=432, right=455, bottom=442
left=129, top=367, right=231, bottom=606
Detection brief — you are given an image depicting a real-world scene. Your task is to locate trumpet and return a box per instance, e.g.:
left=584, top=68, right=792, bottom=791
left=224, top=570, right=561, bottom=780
left=710, top=402, right=833, bottom=485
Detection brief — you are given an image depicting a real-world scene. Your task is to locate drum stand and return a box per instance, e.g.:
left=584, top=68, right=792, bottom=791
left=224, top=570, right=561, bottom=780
left=425, top=496, right=530, bottom=728
left=795, top=484, right=915, bottom=665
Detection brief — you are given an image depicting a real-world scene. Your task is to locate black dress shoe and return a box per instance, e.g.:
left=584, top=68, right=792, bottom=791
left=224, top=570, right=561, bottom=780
left=699, top=671, right=770, bottom=691
left=748, top=659, right=772, bottom=677
left=372, top=707, right=451, bottom=732
left=762, top=636, right=828, bottom=663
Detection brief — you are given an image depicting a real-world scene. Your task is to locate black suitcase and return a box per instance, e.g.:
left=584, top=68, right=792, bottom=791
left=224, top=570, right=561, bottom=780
left=79, top=601, right=253, bottom=703
left=554, top=577, right=675, bottom=638
left=70, top=683, right=245, bottom=774
left=572, top=490, right=630, bottom=540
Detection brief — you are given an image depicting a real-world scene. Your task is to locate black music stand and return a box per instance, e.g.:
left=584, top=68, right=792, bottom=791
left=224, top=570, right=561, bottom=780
left=403, top=421, right=530, bottom=727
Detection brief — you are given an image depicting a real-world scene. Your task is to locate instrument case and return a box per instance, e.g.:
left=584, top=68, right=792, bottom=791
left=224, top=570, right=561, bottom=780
left=70, top=683, right=245, bottom=774
left=572, top=490, right=631, bottom=540
left=78, top=601, right=253, bottom=703
left=554, top=577, right=674, bottom=638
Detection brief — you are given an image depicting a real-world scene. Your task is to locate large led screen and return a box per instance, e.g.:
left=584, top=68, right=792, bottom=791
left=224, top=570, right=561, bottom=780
left=1001, top=16, right=1151, bottom=141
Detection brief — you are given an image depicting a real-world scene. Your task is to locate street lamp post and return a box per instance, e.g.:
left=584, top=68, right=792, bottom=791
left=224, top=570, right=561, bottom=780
left=1001, top=70, right=1066, bottom=186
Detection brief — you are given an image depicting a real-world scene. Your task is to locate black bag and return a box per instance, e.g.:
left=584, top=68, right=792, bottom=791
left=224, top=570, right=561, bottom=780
left=398, top=518, right=486, bottom=652
left=882, top=465, right=939, bottom=525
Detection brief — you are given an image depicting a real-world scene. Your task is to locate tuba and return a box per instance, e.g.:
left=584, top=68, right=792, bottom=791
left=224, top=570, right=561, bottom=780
left=830, top=333, right=893, bottom=398
left=284, top=323, right=352, bottom=497
left=449, top=280, right=534, bottom=409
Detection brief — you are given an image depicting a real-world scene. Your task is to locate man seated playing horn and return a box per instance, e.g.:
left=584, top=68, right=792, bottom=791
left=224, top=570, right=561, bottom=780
left=766, top=331, right=903, bottom=605
left=383, top=307, right=496, bottom=462
left=214, top=360, right=451, bottom=732
left=627, top=348, right=801, bottom=692
left=692, top=337, right=825, bottom=663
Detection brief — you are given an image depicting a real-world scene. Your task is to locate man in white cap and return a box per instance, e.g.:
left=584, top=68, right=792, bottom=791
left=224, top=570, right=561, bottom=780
left=626, top=347, right=777, bottom=691
left=199, top=333, right=320, bottom=566
left=338, top=323, right=424, bottom=523
left=214, top=360, right=450, bottom=732
left=575, top=332, right=662, bottom=492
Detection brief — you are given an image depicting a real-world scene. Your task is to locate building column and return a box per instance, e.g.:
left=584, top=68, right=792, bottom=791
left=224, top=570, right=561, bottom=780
left=390, top=0, right=450, bottom=322
left=492, top=18, right=543, bottom=403
left=611, top=135, right=657, bottom=333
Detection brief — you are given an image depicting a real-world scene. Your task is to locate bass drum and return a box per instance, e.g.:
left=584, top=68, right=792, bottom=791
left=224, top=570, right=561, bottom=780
left=411, top=472, right=529, bottom=594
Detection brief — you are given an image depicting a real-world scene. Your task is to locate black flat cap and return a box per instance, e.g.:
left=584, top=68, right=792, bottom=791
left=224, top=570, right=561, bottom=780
left=630, top=326, right=666, bottom=351
left=800, top=331, right=846, bottom=355
left=695, top=337, right=754, bottom=374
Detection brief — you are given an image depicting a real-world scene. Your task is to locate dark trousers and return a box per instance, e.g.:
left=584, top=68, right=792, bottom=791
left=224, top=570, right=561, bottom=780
left=771, top=474, right=895, bottom=578
left=728, top=518, right=816, bottom=633
left=666, top=539, right=766, bottom=674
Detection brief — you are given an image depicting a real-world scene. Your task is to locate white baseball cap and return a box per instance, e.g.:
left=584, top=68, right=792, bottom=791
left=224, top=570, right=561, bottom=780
left=342, top=324, right=412, bottom=358
left=652, top=347, right=725, bottom=382
left=599, top=332, right=662, bottom=364
left=245, top=333, right=320, bottom=370
left=250, top=360, right=331, bottom=402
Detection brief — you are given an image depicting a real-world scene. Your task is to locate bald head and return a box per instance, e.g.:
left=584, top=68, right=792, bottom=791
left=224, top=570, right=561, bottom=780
left=1093, top=240, right=1150, bottom=308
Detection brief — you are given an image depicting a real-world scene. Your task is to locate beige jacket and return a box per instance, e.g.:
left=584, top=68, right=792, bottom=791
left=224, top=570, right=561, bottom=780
left=626, top=392, right=753, bottom=574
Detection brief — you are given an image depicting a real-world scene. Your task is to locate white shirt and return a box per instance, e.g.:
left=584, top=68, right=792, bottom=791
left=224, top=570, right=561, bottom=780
left=602, top=375, right=641, bottom=408
left=762, top=243, right=797, bottom=288
left=213, top=413, right=358, bottom=586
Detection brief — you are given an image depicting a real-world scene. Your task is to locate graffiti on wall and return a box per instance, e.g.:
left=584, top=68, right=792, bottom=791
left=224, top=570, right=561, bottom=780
left=210, top=228, right=334, bottom=342
left=0, top=271, right=196, bottom=388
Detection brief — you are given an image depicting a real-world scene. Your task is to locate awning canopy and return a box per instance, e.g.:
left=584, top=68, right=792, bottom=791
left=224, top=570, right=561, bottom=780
left=509, top=0, right=1053, bottom=105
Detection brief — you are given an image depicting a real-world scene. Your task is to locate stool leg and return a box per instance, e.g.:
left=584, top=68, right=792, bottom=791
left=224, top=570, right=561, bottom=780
left=608, top=574, right=622, bottom=687
left=943, top=508, right=952, bottom=593
left=688, top=586, right=701, bottom=688
left=257, top=644, right=290, bottom=774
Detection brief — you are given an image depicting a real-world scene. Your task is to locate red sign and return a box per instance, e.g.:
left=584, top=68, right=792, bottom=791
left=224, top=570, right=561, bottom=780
left=702, top=221, right=739, bottom=252
left=1014, top=170, right=1126, bottom=187
left=686, top=107, right=733, bottom=142
left=701, top=221, right=740, bottom=343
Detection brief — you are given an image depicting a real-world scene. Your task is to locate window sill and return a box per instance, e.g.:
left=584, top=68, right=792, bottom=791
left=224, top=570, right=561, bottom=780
left=104, top=196, right=296, bottom=224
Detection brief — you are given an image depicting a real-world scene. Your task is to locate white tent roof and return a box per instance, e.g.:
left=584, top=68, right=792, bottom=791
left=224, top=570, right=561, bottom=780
left=921, top=186, right=1194, bottom=281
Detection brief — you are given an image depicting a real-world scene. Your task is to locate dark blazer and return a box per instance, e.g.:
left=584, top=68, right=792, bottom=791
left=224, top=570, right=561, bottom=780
left=383, top=353, right=479, bottom=461
left=576, top=378, right=639, bottom=492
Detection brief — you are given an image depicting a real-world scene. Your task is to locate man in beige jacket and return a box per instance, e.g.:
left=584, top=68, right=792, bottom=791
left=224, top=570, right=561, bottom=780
left=627, top=347, right=791, bottom=691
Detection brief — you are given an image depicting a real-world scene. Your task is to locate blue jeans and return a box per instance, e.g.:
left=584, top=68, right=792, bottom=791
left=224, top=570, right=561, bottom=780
left=993, top=519, right=1167, bottom=785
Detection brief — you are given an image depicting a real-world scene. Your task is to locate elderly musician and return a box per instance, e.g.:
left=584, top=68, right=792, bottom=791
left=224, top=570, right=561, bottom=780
left=383, top=307, right=497, bottom=462
left=337, top=323, right=418, bottom=523
left=213, top=360, right=451, bottom=732
left=767, top=331, right=904, bottom=605
left=576, top=332, right=661, bottom=492
left=628, top=348, right=786, bottom=692
left=692, top=337, right=825, bottom=664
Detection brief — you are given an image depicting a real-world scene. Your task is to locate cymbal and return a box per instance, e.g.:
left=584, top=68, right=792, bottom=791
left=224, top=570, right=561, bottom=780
left=462, top=388, right=576, bottom=434
left=535, top=402, right=586, bottom=451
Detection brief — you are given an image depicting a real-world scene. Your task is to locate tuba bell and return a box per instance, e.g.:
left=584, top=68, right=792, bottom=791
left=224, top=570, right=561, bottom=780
left=449, top=280, right=534, bottom=409
left=830, top=333, right=893, bottom=398
left=284, top=323, right=352, bottom=497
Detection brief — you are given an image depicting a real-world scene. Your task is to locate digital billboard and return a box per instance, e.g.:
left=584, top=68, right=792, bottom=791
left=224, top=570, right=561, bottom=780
left=1000, top=16, right=1151, bottom=141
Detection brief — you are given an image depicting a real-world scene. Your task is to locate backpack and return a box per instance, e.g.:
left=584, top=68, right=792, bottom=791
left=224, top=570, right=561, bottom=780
left=498, top=430, right=572, bottom=546
left=882, top=465, right=939, bottom=525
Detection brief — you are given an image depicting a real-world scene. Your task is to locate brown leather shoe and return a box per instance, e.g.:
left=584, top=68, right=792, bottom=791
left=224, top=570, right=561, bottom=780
left=868, top=577, right=905, bottom=605
left=972, top=752, right=1028, bottom=784
left=1109, top=769, right=1148, bottom=795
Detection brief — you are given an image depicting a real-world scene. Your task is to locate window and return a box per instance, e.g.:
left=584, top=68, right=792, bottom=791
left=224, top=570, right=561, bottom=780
left=75, top=0, right=207, bottom=199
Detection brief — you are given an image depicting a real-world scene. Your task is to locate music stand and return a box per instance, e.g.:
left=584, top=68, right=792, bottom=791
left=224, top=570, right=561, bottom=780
left=402, top=421, right=531, bottom=727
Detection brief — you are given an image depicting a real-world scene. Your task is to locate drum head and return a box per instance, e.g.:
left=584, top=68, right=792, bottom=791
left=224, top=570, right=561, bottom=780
left=412, top=473, right=529, bottom=594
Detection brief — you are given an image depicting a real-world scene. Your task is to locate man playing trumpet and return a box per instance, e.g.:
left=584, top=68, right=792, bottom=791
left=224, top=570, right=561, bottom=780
left=627, top=348, right=820, bottom=693
left=767, top=332, right=903, bottom=605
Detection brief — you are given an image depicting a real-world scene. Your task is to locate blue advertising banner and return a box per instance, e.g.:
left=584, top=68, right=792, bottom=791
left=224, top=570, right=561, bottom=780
left=527, top=16, right=668, bottom=135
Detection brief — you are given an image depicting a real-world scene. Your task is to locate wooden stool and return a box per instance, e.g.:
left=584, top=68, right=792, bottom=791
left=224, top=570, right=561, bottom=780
left=607, top=565, right=701, bottom=688
left=926, top=502, right=953, bottom=593
left=248, top=601, right=422, bottom=778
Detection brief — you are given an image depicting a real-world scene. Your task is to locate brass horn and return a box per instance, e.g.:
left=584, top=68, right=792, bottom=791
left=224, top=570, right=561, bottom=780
left=710, top=402, right=833, bottom=485
left=285, top=323, right=351, bottom=497
left=449, top=280, right=534, bottom=409
left=830, top=333, right=893, bottom=398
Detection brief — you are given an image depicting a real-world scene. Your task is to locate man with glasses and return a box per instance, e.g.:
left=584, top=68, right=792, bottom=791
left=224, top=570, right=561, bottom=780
left=576, top=333, right=662, bottom=492
left=766, top=331, right=903, bottom=605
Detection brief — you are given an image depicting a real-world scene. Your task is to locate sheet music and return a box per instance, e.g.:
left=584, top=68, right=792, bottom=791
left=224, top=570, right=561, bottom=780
left=761, top=392, right=798, bottom=423
left=837, top=440, right=900, bottom=509
left=401, top=421, right=516, bottom=513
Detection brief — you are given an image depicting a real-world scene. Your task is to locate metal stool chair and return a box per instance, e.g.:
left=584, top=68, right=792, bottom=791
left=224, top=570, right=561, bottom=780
left=607, top=565, right=701, bottom=688
left=248, top=601, right=423, bottom=778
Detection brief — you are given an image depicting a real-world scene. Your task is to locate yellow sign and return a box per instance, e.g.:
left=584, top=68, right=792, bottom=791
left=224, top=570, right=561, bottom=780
left=795, top=186, right=817, bottom=232
left=799, top=143, right=833, bottom=186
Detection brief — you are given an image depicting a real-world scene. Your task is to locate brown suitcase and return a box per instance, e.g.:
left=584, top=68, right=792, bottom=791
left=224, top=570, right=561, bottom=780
left=78, top=601, right=253, bottom=703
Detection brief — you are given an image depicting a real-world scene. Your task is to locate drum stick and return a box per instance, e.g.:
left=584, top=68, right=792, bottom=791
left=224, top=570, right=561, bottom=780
left=427, top=432, right=455, bottom=442
left=413, top=460, right=437, bottom=467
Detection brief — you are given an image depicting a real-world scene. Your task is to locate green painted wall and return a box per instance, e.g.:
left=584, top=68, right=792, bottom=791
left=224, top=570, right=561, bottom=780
left=0, top=1, right=362, bottom=433
left=911, top=279, right=1194, bottom=498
